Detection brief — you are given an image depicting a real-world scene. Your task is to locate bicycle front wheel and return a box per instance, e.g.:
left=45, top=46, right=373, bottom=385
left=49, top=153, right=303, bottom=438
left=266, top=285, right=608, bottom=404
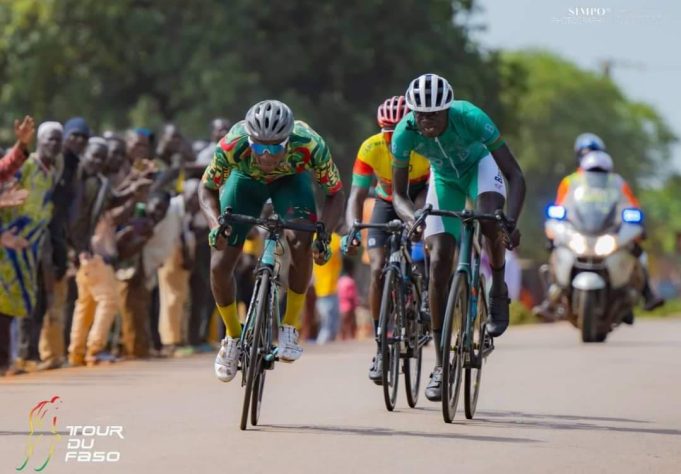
left=240, top=275, right=271, bottom=430
left=442, top=272, right=467, bottom=423
left=404, top=282, right=423, bottom=408
left=380, top=268, right=401, bottom=412
left=464, top=279, right=487, bottom=419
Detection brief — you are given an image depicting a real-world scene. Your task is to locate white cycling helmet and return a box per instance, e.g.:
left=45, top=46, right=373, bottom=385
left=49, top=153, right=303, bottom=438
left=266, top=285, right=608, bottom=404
left=580, top=150, right=613, bottom=172
left=405, top=74, right=454, bottom=112
left=244, top=100, right=294, bottom=141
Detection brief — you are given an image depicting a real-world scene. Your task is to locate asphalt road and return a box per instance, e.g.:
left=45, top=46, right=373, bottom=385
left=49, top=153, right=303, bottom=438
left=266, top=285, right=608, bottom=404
left=2, top=318, right=681, bottom=474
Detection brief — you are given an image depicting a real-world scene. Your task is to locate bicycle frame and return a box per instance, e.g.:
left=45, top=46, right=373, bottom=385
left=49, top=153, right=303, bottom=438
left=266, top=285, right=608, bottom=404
left=455, top=218, right=486, bottom=363
left=383, top=230, right=429, bottom=353
left=239, top=233, right=281, bottom=386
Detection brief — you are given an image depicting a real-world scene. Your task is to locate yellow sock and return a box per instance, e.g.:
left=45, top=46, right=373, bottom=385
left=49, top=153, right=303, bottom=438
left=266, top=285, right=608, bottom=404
left=282, top=289, right=306, bottom=329
left=217, top=303, right=241, bottom=338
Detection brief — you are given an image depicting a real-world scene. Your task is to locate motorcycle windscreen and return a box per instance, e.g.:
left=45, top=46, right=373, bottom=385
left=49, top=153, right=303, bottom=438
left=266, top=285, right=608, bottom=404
left=568, top=172, right=619, bottom=235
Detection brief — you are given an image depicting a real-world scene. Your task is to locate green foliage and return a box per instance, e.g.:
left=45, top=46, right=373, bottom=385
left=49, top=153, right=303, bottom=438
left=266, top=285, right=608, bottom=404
left=498, top=50, right=677, bottom=259
left=0, top=0, right=503, bottom=183
left=0, top=3, right=676, bottom=257
left=640, top=174, right=681, bottom=255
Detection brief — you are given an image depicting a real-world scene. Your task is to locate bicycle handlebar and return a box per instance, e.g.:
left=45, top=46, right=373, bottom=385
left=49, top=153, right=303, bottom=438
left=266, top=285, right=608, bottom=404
left=349, top=208, right=429, bottom=239
left=418, top=204, right=516, bottom=248
left=218, top=207, right=328, bottom=241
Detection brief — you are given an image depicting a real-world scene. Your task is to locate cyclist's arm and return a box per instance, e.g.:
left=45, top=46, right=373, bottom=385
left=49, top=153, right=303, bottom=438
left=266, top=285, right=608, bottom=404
left=309, top=135, right=345, bottom=232
left=346, top=155, right=374, bottom=229
left=391, top=124, right=416, bottom=226
left=491, top=143, right=526, bottom=223
left=320, top=189, right=345, bottom=234
left=199, top=142, right=233, bottom=229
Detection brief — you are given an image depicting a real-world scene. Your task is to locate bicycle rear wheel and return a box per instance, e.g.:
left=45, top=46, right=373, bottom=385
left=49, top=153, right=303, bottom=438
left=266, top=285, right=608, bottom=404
left=464, top=279, right=487, bottom=419
left=380, top=268, right=401, bottom=412
left=442, top=272, right=467, bottom=423
left=404, top=282, right=423, bottom=408
left=240, top=275, right=271, bottom=430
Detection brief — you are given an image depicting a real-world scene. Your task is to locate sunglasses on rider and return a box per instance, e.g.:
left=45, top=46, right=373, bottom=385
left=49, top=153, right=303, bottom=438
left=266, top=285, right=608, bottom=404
left=248, top=137, right=289, bottom=155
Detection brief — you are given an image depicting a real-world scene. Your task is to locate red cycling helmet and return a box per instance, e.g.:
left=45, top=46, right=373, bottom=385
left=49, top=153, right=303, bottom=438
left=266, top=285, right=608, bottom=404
left=377, top=96, right=408, bottom=129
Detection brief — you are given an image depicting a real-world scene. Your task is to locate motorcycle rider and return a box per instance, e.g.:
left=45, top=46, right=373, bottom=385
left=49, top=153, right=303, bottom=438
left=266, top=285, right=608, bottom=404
left=534, top=138, right=664, bottom=321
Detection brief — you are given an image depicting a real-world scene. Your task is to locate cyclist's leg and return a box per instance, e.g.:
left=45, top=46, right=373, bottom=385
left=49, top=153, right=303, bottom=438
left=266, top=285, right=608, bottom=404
left=212, top=172, right=268, bottom=334
left=367, top=198, right=394, bottom=330
left=268, top=172, right=317, bottom=361
left=269, top=172, right=318, bottom=294
left=423, top=174, right=465, bottom=401
left=212, top=172, right=269, bottom=381
left=366, top=198, right=393, bottom=381
left=469, top=154, right=510, bottom=337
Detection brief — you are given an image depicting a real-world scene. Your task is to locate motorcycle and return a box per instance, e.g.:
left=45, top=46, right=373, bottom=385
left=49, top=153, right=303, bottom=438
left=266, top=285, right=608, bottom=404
left=541, top=171, right=645, bottom=343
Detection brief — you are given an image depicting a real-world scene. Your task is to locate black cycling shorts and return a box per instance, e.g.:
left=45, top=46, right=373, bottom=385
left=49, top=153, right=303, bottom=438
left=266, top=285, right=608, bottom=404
left=367, top=198, right=400, bottom=250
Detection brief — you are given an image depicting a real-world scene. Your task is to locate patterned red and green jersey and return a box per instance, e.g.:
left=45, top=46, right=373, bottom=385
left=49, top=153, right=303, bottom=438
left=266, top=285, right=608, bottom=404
left=201, top=120, right=343, bottom=195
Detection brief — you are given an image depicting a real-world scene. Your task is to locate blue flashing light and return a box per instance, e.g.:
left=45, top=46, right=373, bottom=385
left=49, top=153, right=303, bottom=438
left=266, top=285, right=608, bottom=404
left=622, top=208, right=644, bottom=224
left=546, top=205, right=567, bottom=220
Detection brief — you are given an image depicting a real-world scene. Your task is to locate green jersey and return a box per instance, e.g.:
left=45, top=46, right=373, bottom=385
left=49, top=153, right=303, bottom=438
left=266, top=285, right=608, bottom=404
left=391, top=100, right=504, bottom=182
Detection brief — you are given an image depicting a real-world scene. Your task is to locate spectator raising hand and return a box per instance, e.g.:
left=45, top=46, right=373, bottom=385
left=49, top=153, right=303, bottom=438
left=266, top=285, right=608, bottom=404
left=0, top=115, right=35, bottom=183
left=15, top=115, right=36, bottom=149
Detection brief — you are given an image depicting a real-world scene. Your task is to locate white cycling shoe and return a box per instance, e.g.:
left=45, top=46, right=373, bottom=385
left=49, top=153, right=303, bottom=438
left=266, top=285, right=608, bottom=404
left=278, top=325, right=303, bottom=362
left=214, top=337, right=241, bottom=382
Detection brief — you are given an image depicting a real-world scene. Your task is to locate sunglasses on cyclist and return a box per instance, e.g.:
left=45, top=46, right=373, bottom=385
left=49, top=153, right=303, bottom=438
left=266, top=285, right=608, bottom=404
left=248, top=137, right=289, bottom=155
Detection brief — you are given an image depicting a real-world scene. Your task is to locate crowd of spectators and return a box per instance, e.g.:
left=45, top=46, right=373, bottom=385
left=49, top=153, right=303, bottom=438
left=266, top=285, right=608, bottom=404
left=0, top=115, right=364, bottom=377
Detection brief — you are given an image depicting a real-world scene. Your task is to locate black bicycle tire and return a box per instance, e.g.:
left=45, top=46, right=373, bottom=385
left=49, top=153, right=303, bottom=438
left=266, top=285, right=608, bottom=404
left=380, top=268, right=400, bottom=412
left=252, top=279, right=277, bottom=426
left=442, top=272, right=467, bottom=423
left=404, top=282, right=423, bottom=408
left=464, top=279, right=487, bottom=419
left=240, top=274, right=271, bottom=430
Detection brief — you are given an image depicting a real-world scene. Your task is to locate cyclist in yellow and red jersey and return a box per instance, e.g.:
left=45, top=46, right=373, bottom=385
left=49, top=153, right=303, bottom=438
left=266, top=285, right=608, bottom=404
left=342, top=96, right=430, bottom=383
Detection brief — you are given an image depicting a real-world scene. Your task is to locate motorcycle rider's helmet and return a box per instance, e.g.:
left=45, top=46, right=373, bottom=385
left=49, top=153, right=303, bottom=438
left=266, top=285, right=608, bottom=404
left=580, top=150, right=613, bottom=173
left=574, top=132, right=606, bottom=164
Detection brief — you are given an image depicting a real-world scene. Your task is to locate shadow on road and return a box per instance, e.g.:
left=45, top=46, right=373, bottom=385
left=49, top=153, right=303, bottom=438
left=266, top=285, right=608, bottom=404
left=473, top=410, right=681, bottom=436
left=256, top=424, right=539, bottom=443
left=477, top=410, right=648, bottom=424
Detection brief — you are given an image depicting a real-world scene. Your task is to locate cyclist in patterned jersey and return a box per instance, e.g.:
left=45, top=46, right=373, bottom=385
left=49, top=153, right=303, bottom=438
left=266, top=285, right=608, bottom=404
left=392, top=74, right=526, bottom=401
left=199, top=100, right=345, bottom=382
left=342, top=96, right=430, bottom=383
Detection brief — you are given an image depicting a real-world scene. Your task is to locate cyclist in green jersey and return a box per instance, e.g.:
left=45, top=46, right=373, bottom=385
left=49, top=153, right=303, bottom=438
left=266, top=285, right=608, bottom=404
left=391, top=74, right=526, bottom=401
left=199, top=100, right=345, bottom=383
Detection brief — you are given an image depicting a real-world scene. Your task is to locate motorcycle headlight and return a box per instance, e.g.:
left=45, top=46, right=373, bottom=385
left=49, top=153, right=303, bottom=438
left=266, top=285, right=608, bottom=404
left=595, top=235, right=617, bottom=256
left=568, top=234, right=587, bottom=254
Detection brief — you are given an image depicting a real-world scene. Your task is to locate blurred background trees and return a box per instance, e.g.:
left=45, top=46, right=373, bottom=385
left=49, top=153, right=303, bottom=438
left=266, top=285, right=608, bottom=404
left=0, top=0, right=677, bottom=259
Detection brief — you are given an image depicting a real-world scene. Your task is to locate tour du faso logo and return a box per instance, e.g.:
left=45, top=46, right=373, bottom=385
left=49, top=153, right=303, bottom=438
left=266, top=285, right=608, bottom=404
left=16, top=396, right=62, bottom=471
left=17, top=396, right=124, bottom=471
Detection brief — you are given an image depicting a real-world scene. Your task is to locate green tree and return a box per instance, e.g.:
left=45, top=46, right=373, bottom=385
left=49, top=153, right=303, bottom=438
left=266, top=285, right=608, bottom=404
left=498, top=50, right=677, bottom=258
left=0, top=0, right=504, bottom=184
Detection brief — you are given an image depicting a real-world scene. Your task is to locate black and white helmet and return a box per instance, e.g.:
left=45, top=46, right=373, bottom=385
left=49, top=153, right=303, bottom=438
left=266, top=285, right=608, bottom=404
left=244, top=100, right=294, bottom=141
left=405, top=74, right=454, bottom=112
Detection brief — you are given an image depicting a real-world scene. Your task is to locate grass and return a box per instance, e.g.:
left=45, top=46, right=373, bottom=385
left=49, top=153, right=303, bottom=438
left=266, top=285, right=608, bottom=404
left=508, top=299, right=681, bottom=326
left=509, top=301, right=541, bottom=325
left=635, top=298, right=681, bottom=318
